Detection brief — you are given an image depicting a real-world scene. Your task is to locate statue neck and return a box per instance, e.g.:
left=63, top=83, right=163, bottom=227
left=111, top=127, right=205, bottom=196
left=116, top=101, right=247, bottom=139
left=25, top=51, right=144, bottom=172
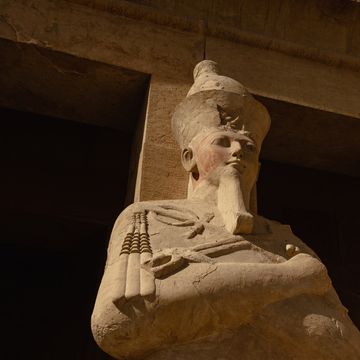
left=188, top=179, right=218, bottom=205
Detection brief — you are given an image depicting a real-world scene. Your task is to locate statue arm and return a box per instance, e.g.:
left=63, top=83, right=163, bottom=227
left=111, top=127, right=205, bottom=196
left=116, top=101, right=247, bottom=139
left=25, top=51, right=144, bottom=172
left=141, top=254, right=331, bottom=350
left=104, top=203, right=331, bottom=310
left=158, top=252, right=331, bottom=309
left=92, top=204, right=333, bottom=358
left=91, top=252, right=332, bottom=359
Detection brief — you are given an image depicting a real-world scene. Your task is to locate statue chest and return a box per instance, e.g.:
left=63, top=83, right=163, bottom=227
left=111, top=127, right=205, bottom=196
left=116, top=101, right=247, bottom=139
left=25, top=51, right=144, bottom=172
left=145, top=206, right=286, bottom=264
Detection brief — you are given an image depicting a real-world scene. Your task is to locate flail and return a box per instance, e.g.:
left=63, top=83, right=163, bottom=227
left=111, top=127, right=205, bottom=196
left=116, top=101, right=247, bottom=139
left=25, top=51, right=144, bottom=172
left=112, top=211, right=155, bottom=305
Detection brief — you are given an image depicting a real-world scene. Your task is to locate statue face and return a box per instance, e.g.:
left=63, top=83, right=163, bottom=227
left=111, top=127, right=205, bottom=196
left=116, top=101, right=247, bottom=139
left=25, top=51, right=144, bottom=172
left=190, top=128, right=259, bottom=187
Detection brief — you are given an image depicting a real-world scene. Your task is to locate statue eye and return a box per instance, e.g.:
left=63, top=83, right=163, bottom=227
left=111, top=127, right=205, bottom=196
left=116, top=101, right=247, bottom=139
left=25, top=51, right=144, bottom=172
left=245, top=141, right=256, bottom=152
left=211, top=137, right=230, bottom=147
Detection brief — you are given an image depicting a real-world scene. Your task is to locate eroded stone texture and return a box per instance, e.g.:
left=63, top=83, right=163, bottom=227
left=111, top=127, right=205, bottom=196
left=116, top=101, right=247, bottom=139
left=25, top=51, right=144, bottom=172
left=92, top=61, right=360, bottom=359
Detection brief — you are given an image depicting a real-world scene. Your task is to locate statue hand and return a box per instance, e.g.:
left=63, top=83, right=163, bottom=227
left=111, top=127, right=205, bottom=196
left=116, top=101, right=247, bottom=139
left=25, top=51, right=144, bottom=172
left=286, top=253, right=331, bottom=296
left=143, top=248, right=213, bottom=279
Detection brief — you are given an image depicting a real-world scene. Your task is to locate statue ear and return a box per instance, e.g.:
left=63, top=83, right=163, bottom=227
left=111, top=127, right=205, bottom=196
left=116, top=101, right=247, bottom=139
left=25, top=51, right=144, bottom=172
left=181, top=147, right=197, bottom=173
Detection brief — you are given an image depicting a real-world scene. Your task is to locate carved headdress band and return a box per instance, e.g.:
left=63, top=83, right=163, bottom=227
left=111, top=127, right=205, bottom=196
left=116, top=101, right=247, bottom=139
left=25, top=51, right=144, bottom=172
left=171, top=60, right=271, bottom=149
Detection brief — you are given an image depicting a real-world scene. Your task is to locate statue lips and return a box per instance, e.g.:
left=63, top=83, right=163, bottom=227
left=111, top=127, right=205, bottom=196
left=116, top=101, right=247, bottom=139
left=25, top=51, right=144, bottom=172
left=226, top=159, right=246, bottom=174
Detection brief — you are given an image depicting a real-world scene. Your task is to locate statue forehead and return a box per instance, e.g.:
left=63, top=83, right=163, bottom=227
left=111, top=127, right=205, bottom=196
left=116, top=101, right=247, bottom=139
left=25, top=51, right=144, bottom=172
left=189, top=127, right=251, bottom=147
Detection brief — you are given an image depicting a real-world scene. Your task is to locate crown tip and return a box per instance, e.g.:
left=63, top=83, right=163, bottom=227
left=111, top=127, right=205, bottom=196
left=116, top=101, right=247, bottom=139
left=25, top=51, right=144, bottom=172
left=193, top=60, right=220, bottom=81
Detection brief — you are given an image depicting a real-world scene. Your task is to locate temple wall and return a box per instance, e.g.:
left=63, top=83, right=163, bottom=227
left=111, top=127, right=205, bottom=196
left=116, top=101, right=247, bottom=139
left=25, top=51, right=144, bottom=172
left=2, top=0, right=360, bottom=201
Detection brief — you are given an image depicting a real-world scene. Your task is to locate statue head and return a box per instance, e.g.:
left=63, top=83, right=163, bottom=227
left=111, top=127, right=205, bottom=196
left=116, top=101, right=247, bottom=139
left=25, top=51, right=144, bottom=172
left=172, top=60, right=270, bottom=207
left=172, top=61, right=271, bottom=233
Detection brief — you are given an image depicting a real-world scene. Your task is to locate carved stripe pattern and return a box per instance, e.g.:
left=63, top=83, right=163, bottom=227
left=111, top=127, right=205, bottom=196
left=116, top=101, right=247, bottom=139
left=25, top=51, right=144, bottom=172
left=112, top=211, right=155, bottom=305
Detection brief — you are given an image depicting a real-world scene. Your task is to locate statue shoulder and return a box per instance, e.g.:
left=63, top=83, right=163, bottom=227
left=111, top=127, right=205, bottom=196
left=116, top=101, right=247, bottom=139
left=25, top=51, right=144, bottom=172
left=257, top=215, right=318, bottom=259
left=107, top=199, right=191, bottom=264
left=112, top=199, right=189, bottom=229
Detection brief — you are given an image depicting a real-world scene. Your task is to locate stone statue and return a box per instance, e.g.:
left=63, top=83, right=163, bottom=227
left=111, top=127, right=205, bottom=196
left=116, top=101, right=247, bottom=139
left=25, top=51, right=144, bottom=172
left=92, top=61, right=360, bottom=359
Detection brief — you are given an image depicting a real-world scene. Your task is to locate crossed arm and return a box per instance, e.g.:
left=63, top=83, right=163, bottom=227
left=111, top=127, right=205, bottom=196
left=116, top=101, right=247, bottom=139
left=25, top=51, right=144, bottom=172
left=93, top=205, right=333, bottom=358
left=152, top=251, right=331, bottom=312
left=110, top=235, right=330, bottom=306
left=94, top=247, right=331, bottom=358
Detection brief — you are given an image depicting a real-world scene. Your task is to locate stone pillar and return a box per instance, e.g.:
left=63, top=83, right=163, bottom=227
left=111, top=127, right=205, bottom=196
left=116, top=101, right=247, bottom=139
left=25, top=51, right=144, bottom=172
left=133, top=74, right=191, bottom=202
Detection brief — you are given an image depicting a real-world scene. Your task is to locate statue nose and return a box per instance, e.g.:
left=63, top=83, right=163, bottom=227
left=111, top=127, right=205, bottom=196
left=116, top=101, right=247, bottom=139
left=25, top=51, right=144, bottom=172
left=231, top=142, right=243, bottom=158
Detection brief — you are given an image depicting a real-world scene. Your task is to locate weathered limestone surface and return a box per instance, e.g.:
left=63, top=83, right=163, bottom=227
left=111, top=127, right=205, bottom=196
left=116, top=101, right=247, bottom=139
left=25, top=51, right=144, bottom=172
left=0, top=38, right=149, bottom=130
left=0, top=0, right=203, bottom=79
left=66, top=0, right=360, bottom=118
left=92, top=61, right=360, bottom=359
left=71, top=0, right=360, bottom=61
left=206, top=36, right=360, bottom=118
left=1, top=0, right=360, bottom=118
left=134, top=74, right=190, bottom=201
left=146, top=0, right=360, bottom=56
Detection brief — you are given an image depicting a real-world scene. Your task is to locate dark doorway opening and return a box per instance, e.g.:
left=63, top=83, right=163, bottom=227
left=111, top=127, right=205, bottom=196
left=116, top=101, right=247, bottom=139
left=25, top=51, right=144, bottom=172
left=0, top=40, right=149, bottom=359
left=0, top=107, right=139, bottom=359
left=258, top=160, right=360, bottom=329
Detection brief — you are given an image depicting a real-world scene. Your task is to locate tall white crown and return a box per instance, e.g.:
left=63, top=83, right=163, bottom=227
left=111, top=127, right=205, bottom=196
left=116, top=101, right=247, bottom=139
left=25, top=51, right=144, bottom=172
left=187, top=60, right=248, bottom=98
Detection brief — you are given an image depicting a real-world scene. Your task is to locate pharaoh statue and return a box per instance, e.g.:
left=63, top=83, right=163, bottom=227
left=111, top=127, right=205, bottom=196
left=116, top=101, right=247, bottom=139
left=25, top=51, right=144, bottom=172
left=92, top=61, right=360, bottom=359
